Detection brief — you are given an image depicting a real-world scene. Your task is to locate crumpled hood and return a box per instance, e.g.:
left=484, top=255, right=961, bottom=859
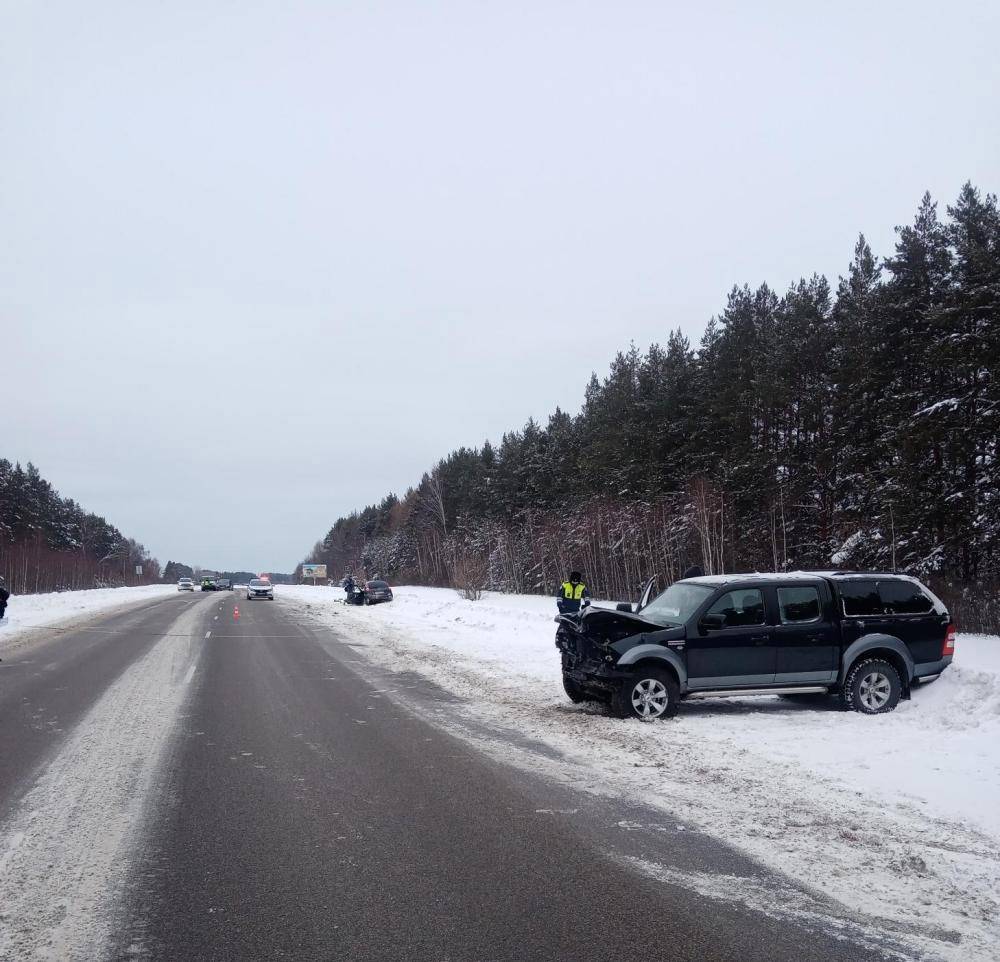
left=608, top=623, right=686, bottom=657
left=570, top=606, right=686, bottom=650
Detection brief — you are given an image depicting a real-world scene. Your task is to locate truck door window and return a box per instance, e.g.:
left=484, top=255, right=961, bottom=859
left=839, top=580, right=881, bottom=616
left=878, top=581, right=934, bottom=614
left=777, top=586, right=821, bottom=623
left=706, top=589, right=765, bottom=627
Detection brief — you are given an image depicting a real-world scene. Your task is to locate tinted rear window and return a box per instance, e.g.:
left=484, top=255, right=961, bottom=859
left=368, top=581, right=388, bottom=589
left=839, top=580, right=881, bottom=616
left=878, top=580, right=934, bottom=615
left=778, top=586, right=821, bottom=623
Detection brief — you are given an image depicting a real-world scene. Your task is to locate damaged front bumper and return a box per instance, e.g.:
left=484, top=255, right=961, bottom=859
left=556, top=622, right=629, bottom=698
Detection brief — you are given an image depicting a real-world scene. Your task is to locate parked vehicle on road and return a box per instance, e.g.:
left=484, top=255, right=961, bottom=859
left=364, top=580, right=394, bottom=605
left=247, top=578, right=274, bottom=600
left=216, top=579, right=232, bottom=591
left=556, top=571, right=955, bottom=719
left=200, top=578, right=217, bottom=591
left=177, top=577, right=195, bottom=592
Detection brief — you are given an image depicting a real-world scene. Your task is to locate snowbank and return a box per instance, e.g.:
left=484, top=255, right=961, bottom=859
left=281, top=583, right=1000, bottom=962
left=0, top=585, right=177, bottom=653
left=0, top=598, right=206, bottom=960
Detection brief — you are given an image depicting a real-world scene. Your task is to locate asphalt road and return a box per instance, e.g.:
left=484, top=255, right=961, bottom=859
left=0, top=592, right=892, bottom=962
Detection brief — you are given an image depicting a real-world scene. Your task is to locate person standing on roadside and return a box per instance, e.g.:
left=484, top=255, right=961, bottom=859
left=556, top=571, right=590, bottom=614
left=0, top=576, right=10, bottom=622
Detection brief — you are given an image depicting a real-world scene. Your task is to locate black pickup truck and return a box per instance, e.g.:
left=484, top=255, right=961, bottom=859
left=556, top=571, right=955, bottom=719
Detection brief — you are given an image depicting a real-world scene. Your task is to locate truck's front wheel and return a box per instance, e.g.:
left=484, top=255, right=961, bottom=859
left=562, top=674, right=589, bottom=704
left=613, top=668, right=679, bottom=720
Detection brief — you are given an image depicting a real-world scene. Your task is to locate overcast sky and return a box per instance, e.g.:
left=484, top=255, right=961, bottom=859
left=2, top=0, right=997, bottom=573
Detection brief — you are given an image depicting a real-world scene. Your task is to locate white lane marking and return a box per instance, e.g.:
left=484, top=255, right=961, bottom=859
left=0, top=601, right=206, bottom=960
left=205, top=631, right=211, bottom=638
left=214, top=616, right=218, bottom=621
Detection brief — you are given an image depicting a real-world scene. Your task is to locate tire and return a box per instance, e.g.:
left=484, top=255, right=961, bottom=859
left=562, top=673, right=589, bottom=704
left=842, top=658, right=901, bottom=714
left=612, top=667, right=679, bottom=720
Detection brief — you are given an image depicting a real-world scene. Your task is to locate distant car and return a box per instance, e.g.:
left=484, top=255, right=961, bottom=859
left=216, top=579, right=232, bottom=591
left=364, top=580, right=393, bottom=605
left=177, top=578, right=194, bottom=592
left=200, top=578, right=217, bottom=591
left=247, top=578, right=274, bottom=600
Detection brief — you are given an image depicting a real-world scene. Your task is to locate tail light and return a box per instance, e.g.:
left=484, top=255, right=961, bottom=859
left=943, top=624, right=956, bottom=656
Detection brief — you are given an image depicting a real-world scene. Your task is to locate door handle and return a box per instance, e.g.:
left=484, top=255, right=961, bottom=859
left=750, top=634, right=771, bottom=645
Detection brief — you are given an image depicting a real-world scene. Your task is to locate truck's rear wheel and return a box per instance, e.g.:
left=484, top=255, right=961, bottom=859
left=842, top=658, right=901, bottom=714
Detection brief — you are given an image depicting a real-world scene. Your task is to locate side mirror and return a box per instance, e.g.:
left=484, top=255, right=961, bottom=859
left=700, top=613, right=726, bottom=632
left=616, top=602, right=634, bottom=613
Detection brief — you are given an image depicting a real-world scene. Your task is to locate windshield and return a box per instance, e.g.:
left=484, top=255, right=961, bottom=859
left=250, top=579, right=268, bottom=586
left=639, top=582, right=714, bottom=626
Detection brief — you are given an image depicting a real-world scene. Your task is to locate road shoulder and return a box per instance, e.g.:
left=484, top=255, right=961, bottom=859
left=282, top=587, right=1000, bottom=962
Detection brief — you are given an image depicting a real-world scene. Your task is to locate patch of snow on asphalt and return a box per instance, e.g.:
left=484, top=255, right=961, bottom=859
left=281, top=584, right=1000, bottom=962
left=0, top=599, right=206, bottom=961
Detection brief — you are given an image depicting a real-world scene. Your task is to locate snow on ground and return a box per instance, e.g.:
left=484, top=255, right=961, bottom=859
left=0, top=585, right=176, bottom=654
left=0, top=595, right=206, bottom=961
left=281, top=583, right=1000, bottom=962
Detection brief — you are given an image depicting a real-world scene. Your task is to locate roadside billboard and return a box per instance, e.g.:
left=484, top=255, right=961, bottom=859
left=301, top=564, right=327, bottom=580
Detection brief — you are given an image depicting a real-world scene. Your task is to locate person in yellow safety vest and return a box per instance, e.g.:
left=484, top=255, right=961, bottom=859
left=556, top=571, right=591, bottom=614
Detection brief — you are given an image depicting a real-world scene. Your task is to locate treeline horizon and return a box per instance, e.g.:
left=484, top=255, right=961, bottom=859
left=312, top=181, right=996, bottom=632
left=0, top=459, right=160, bottom=594
left=163, top=562, right=297, bottom=585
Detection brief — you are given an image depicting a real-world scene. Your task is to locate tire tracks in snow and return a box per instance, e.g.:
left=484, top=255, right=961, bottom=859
left=0, top=600, right=207, bottom=961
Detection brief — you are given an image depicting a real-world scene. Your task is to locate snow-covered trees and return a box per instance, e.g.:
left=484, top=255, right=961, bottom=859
left=306, top=184, right=1000, bottom=628
left=0, top=460, right=159, bottom=593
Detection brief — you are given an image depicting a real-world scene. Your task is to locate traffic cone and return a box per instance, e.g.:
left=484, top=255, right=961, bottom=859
left=233, top=606, right=240, bottom=621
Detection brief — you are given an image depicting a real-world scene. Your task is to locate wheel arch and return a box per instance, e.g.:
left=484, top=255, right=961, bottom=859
left=616, top=646, right=687, bottom=693
left=841, top=635, right=914, bottom=694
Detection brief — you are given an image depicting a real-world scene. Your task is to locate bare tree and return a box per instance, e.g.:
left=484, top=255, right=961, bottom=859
left=450, top=547, right=488, bottom=601
left=420, top=469, right=448, bottom=538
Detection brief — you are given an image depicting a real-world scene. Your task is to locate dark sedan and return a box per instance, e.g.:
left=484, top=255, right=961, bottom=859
left=364, top=580, right=393, bottom=604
